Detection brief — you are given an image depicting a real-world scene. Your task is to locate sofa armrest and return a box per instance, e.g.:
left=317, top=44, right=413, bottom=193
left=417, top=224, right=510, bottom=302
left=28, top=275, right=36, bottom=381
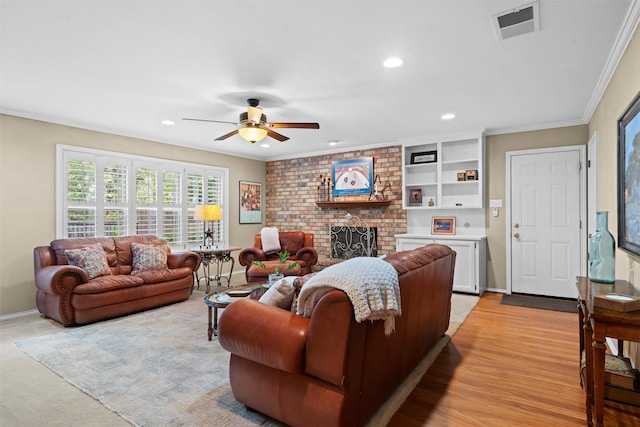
left=295, top=246, right=318, bottom=266
left=34, top=265, right=88, bottom=295
left=219, top=299, right=310, bottom=373
left=238, top=248, right=266, bottom=266
left=167, top=251, right=200, bottom=271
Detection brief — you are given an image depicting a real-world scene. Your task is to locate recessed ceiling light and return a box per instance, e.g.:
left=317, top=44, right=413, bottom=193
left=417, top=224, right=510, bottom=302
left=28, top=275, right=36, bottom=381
left=328, top=140, right=338, bottom=146
left=383, top=57, right=404, bottom=68
left=441, top=113, right=455, bottom=120
left=260, top=143, right=270, bottom=148
left=161, top=120, right=175, bottom=126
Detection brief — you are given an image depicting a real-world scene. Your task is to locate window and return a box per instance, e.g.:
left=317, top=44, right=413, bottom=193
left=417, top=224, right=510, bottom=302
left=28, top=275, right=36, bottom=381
left=57, top=145, right=229, bottom=250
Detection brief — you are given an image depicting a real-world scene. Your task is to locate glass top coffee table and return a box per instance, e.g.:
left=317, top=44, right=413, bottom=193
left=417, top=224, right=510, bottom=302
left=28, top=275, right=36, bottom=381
left=204, top=283, right=267, bottom=340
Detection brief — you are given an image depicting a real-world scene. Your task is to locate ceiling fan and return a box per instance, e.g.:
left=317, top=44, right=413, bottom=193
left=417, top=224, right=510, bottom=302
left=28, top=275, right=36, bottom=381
left=183, top=98, right=320, bottom=143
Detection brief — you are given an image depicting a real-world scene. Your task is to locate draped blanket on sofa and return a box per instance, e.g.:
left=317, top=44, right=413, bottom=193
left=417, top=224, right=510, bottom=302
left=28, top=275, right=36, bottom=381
left=296, top=257, right=400, bottom=335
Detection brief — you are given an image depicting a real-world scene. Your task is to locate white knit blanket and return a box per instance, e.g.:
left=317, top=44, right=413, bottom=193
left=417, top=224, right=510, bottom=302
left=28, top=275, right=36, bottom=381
left=296, top=257, right=401, bottom=335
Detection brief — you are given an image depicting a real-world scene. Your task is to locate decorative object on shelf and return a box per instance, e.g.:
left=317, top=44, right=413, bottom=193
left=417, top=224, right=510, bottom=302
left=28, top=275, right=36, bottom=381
left=410, top=150, right=437, bottom=164
left=409, top=189, right=422, bottom=206
left=332, top=157, right=373, bottom=196
left=589, top=211, right=616, bottom=284
left=194, top=204, right=223, bottom=247
left=428, top=198, right=435, bottom=207
left=432, top=216, right=456, bottom=235
left=617, top=91, right=640, bottom=257
left=369, top=173, right=391, bottom=201
left=457, top=172, right=466, bottom=181
left=252, top=250, right=300, bottom=287
left=240, top=181, right=262, bottom=224
left=465, top=169, right=478, bottom=181
left=316, top=174, right=334, bottom=202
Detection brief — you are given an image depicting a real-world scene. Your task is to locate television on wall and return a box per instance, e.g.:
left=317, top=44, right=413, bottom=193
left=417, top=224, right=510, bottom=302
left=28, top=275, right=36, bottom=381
left=617, top=92, right=640, bottom=257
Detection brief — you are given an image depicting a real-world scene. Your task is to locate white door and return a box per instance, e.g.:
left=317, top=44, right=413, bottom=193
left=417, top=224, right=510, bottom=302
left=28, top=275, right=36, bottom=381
left=507, top=147, right=585, bottom=299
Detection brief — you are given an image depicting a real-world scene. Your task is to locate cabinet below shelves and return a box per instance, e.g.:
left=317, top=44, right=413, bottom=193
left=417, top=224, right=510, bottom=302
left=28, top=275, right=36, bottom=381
left=395, top=234, right=486, bottom=295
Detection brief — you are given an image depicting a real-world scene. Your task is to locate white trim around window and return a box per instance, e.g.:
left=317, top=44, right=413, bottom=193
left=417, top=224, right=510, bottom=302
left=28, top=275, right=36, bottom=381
left=56, top=144, right=229, bottom=251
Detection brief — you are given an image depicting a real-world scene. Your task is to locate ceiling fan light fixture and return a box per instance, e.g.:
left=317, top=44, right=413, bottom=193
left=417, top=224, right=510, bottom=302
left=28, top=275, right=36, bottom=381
left=238, top=126, right=268, bottom=143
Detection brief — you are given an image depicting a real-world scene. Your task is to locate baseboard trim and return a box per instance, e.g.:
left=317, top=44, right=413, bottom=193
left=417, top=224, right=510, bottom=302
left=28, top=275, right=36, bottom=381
left=0, top=308, right=39, bottom=322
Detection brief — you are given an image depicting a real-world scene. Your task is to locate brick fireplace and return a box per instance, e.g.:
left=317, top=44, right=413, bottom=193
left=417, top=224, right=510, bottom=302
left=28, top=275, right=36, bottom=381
left=264, top=145, right=406, bottom=259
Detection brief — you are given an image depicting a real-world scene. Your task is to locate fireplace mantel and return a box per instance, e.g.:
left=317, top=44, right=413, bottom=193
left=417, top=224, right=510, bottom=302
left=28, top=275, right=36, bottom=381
left=315, top=200, right=392, bottom=209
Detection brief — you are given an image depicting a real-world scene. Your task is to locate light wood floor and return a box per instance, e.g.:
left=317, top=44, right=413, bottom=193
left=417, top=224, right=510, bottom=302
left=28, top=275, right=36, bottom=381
left=388, top=292, right=640, bottom=427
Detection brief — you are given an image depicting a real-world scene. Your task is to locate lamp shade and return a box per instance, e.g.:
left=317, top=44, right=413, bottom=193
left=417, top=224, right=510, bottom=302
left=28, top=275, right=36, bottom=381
left=238, top=126, right=268, bottom=143
left=194, top=204, right=223, bottom=221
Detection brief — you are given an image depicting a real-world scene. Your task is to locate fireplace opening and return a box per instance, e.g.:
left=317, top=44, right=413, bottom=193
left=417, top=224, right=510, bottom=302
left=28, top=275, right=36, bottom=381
left=330, top=214, right=377, bottom=259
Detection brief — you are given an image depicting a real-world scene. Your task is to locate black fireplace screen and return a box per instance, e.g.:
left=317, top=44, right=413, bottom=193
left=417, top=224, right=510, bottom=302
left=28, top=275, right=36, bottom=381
left=330, top=225, right=377, bottom=259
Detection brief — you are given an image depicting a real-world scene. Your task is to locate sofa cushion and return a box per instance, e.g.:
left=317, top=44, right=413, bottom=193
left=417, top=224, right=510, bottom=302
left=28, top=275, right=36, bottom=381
left=132, top=266, right=193, bottom=284
left=73, top=274, right=144, bottom=294
left=279, top=231, right=305, bottom=255
left=131, top=242, right=168, bottom=273
left=259, top=277, right=297, bottom=310
left=64, top=244, right=112, bottom=279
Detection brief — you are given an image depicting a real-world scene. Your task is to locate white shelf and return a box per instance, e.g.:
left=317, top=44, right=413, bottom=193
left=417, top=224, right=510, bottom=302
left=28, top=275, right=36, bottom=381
left=400, top=131, right=485, bottom=210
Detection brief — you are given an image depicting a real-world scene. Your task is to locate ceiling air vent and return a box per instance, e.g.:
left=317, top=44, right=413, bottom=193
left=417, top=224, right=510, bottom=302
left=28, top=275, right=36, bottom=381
left=492, top=1, right=540, bottom=41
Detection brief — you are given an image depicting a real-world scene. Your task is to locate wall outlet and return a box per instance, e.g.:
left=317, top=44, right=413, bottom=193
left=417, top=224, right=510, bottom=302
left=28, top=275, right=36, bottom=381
left=490, top=199, right=502, bottom=208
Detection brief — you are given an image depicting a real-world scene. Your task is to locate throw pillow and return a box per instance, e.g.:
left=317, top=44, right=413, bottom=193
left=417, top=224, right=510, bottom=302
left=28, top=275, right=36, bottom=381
left=131, top=242, right=168, bottom=273
left=65, top=243, right=112, bottom=279
left=259, top=276, right=296, bottom=310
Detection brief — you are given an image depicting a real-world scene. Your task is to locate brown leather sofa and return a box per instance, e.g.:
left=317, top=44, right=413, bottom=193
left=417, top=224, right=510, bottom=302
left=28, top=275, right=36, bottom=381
left=219, top=243, right=456, bottom=427
left=33, top=235, right=200, bottom=326
left=238, top=231, right=318, bottom=282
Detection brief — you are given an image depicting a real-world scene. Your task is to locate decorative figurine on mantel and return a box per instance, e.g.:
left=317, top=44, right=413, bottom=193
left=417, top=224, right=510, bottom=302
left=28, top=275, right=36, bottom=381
left=369, top=174, right=391, bottom=201
left=317, top=174, right=334, bottom=202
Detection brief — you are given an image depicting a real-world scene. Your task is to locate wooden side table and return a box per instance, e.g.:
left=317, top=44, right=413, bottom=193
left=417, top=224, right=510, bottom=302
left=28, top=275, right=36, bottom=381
left=576, top=276, right=640, bottom=426
left=190, top=246, right=241, bottom=292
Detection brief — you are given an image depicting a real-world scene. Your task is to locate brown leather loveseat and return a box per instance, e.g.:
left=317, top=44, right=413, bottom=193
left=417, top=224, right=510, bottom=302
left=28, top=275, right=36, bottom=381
left=33, top=235, right=200, bottom=326
left=238, top=231, right=318, bottom=282
left=219, top=243, right=456, bottom=427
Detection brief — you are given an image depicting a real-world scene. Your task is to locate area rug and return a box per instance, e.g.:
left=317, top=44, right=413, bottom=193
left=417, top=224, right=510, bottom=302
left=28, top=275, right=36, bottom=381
left=500, top=293, right=577, bottom=313
left=15, top=292, right=479, bottom=427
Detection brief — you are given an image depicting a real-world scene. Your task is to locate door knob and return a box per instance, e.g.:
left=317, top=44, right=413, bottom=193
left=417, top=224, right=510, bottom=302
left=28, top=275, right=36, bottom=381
left=513, top=232, right=520, bottom=238
left=514, top=223, right=520, bottom=228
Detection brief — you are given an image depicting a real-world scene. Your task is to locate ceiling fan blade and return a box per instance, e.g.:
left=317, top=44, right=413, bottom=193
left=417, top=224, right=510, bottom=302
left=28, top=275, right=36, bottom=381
left=266, top=129, right=289, bottom=142
left=269, top=122, right=320, bottom=129
left=214, top=129, right=239, bottom=141
left=182, top=118, right=238, bottom=125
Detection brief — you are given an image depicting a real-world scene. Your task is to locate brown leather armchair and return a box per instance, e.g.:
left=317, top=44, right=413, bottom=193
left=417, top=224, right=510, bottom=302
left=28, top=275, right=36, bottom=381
left=219, top=244, right=456, bottom=427
left=238, top=231, right=318, bottom=283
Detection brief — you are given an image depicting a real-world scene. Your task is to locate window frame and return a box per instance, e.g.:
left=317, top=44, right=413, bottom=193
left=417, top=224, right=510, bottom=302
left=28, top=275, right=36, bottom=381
left=56, top=144, right=229, bottom=251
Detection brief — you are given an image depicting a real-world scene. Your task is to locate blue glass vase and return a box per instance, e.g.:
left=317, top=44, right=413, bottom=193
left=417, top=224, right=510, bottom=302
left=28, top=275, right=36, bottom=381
left=589, top=211, right=615, bottom=284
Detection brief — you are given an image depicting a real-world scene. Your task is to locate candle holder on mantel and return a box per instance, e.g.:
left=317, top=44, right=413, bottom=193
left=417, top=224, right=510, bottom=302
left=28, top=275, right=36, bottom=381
left=316, top=174, right=334, bottom=202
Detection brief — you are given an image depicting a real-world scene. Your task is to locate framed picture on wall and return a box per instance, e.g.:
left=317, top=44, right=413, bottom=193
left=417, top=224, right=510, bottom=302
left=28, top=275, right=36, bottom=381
left=332, top=157, right=374, bottom=196
left=432, top=217, right=456, bottom=235
left=617, top=92, right=640, bottom=256
left=239, top=181, right=262, bottom=224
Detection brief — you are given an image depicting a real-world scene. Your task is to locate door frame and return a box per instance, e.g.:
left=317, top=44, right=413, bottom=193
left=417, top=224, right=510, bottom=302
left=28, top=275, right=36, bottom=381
left=505, top=145, right=587, bottom=295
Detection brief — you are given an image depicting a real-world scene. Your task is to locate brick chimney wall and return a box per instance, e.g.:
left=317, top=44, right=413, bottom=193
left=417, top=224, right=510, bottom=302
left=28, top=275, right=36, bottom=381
left=264, top=145, right=407, bottom=259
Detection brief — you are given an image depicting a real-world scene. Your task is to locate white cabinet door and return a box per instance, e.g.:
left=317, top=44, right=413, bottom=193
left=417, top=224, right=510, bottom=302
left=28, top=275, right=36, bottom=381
left=433, top=239, right=477, bottom=294
left=396, top=236, right=486, bottom=295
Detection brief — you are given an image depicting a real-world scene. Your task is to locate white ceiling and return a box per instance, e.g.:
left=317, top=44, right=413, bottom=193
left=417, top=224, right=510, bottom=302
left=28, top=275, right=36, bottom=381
left=1, top=1, right=638, bottom=161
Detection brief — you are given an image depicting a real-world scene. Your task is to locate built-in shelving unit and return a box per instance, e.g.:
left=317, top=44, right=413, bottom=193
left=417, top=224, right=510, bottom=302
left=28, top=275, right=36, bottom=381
left=315, top=200, right=392, bottom=209
left=401, top=131, right=485, bottom=209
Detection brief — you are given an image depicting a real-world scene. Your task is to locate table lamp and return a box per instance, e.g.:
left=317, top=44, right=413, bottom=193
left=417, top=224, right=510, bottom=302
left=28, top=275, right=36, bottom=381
left=194, top=204, right=223, bottom=248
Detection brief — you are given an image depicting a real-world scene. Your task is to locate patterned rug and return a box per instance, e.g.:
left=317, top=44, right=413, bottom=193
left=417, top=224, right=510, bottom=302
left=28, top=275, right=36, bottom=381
left=14, top=292, right=478, bottom=426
